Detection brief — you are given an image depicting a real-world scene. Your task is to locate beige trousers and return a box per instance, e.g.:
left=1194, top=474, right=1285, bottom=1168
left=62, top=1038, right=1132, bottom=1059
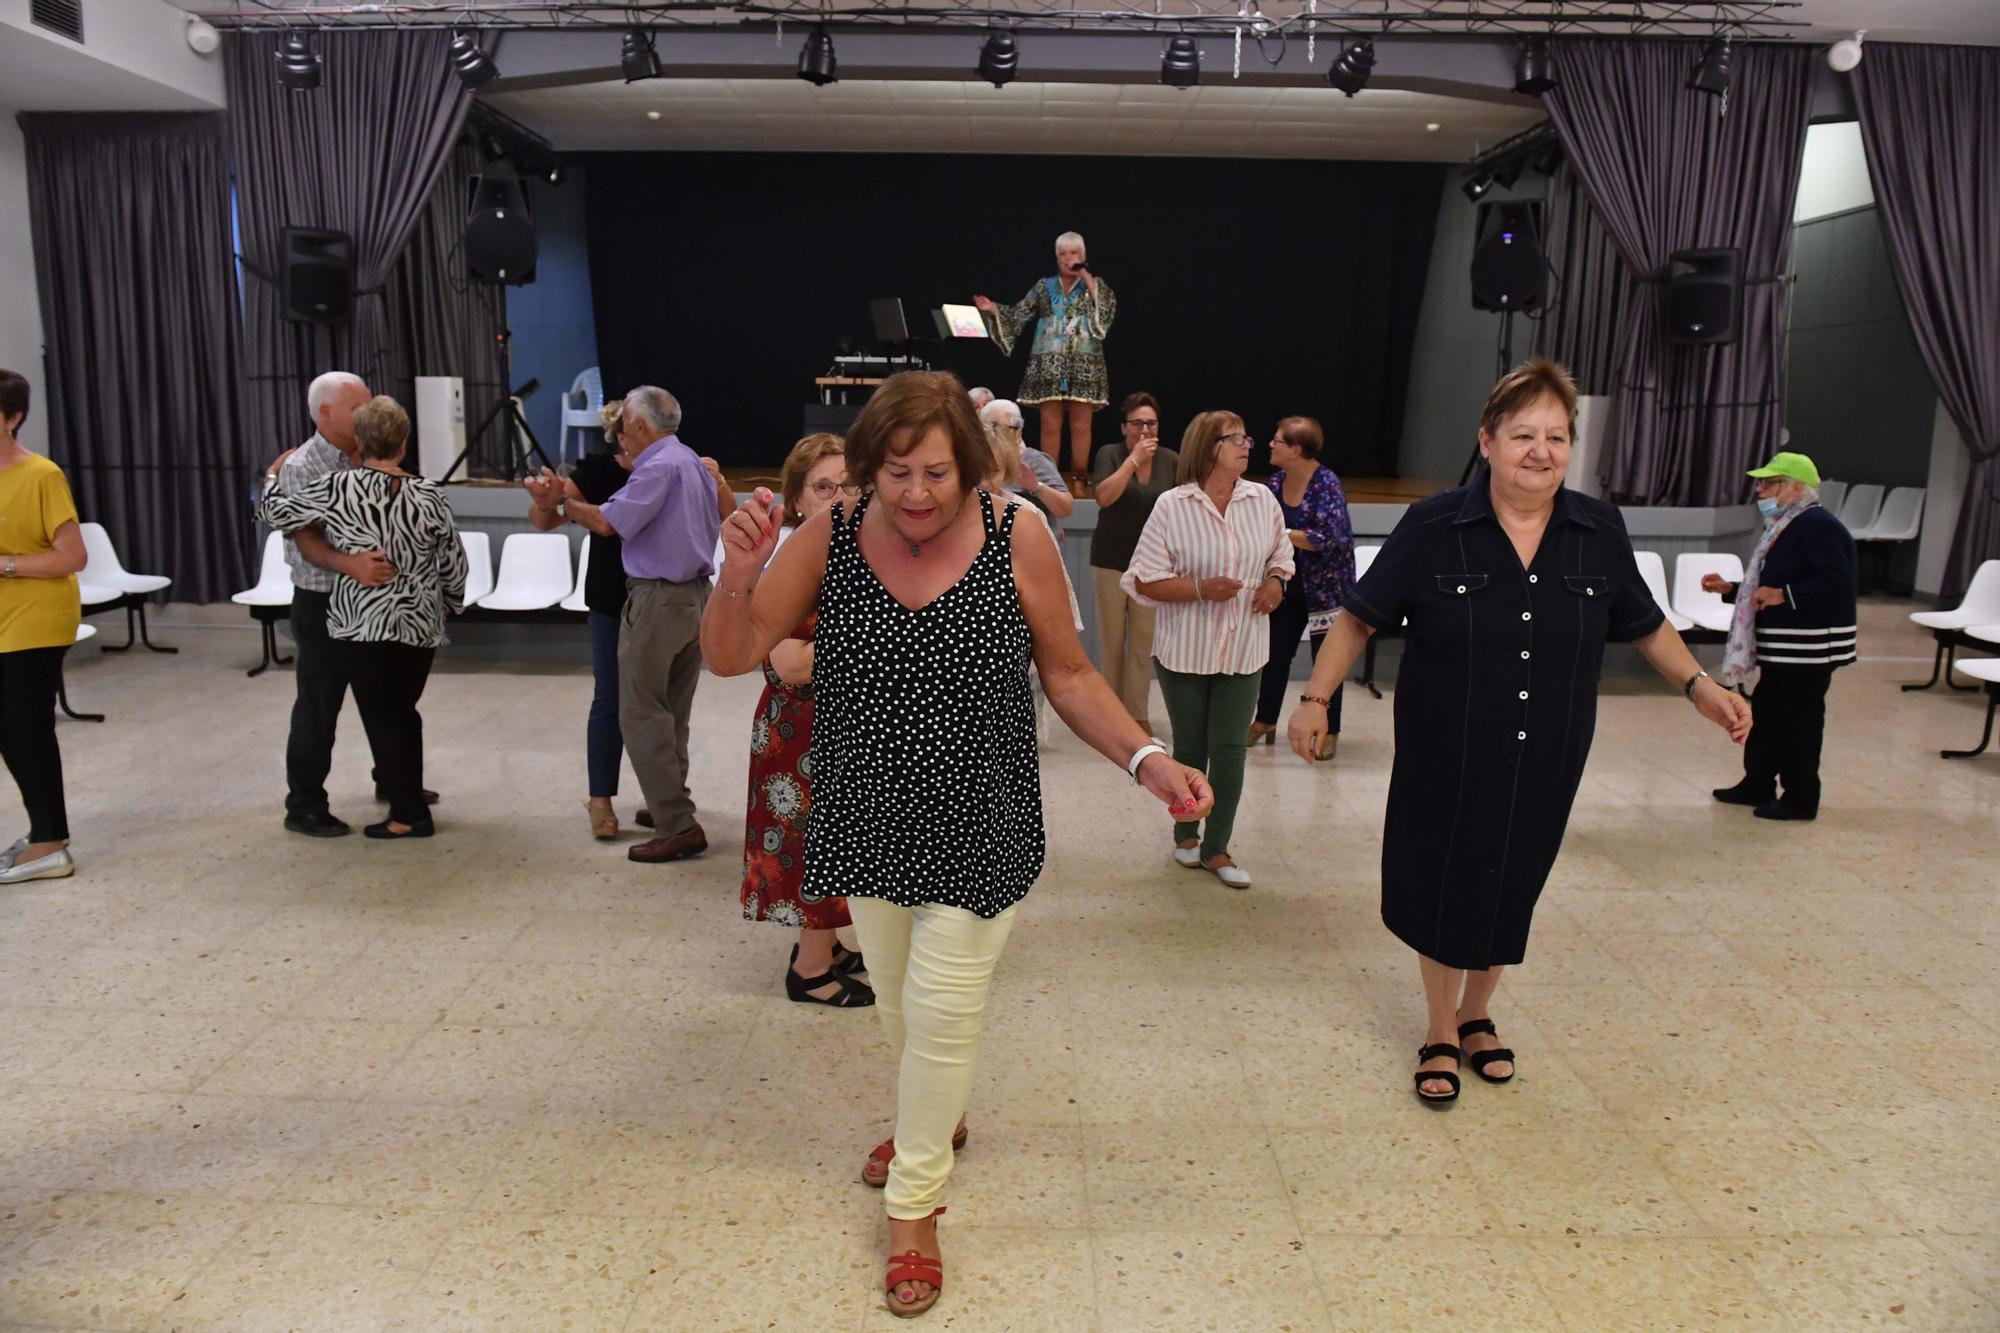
left=848, top=896, right=1020, bottom=1220
left=1090, top=565, right=1157, bottom=726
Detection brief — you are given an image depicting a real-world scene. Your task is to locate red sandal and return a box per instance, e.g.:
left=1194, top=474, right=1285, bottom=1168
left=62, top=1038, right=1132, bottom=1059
left=861, top=1119, right=969, bottom=1188
left=885, top=1206, right=946, bottom=1318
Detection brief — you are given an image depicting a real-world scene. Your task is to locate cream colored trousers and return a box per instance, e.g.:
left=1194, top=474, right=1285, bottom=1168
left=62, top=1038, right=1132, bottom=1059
left=1091, top=565, right=1158, bottom=725
left=848, top=896, right=1020, bottom=1220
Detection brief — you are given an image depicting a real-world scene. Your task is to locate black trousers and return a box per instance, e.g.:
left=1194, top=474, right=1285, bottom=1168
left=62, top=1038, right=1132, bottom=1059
left=339, top=639, right=436, bottom=826
left=1255, top=581, right=1345, bottom=731
left=284, top=588, right=350, bottom=817
left=1741, top=667, right=1831, bottom=811
left=0, top=645, right=69, bottom=842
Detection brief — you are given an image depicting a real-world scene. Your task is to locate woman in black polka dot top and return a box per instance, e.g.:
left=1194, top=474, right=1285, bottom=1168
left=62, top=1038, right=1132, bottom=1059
left=703, top=371, right=1212, bottom=1320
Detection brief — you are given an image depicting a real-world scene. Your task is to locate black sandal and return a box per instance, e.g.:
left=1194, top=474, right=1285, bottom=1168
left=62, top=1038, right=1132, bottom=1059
left=787, top=946, right=876, bottom=1007
left=1457, top=1018, right=1516, bottom=1084
left=1414, top=1042, right=1462, bottom=1106
left=832, top=943, right=867, bottom=976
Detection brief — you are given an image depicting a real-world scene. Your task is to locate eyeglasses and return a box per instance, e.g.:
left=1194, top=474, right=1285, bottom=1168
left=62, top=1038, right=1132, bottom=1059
left=808, top=480, right=862, bottom=498
left=1217, top=432, right=1250, bottom=444
left=1124, top=419, right=1160, bottom=432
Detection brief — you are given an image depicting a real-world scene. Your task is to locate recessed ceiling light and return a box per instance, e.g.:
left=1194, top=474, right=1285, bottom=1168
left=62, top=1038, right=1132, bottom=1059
left=1426, top=122, right=1440, bottom=132
left=646, top=110, right=662, bottom=120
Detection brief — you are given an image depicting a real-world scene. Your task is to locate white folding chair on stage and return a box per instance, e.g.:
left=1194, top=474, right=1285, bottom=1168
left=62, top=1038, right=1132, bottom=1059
left=560, top=538, right=591, bottom=612
left=476, top=533, right=573, bottom=611
left=460, top=531, right=495, bottom=607
left=78, top=522, right=177, bottom=654
left=1905, top=559, right=2000, bottom=693
left=1635, top=551, right=1693, bottom=632
left=231, top=532, right=297, bottom=678
left=1837, top=483, right=1884, bottom=537
left=1671, top=552, right=1742, bottom=637
left=561, top=367, right=605, bottom=466
left=1940, top=627, right=2000, bottom=760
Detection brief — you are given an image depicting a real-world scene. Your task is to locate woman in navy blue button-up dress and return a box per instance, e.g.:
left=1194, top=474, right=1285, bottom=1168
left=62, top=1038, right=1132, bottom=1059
left=1286, top=360, right=1752, bottom=1105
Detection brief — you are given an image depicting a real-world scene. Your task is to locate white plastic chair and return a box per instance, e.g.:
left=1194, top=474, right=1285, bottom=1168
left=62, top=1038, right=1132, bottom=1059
left=476, top=533, right=573, bottom=611
left=1906, top=560, right=2000, bottom=692
left=77, top=521, right=176, bottom=653
left=1837, top=483, right=1884, bottom=537
left=77, top=579, right=122, bottom=613
left=460, top=531, right=495, bottom=607
left=561, top=367, right=605, bottom=466
left=1817, top=479, right=1847, bottom=518
left=231, top=532, right=297, bottom=677
left=1858, top=486, right=1923, bottom=544
left=1671, top=552, right=1744, bottom=635
left=560, top=538, right=591, bottom=612
left=1634, top=551, right=1693, bottom=632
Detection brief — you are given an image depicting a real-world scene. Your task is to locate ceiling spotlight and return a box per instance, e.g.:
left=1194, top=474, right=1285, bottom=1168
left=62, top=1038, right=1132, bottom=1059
left=621, top=28, right=661, bottom=82
left=1491, top=156, right=1523, bottom=189
left=646, top=109, right=662, bottom=121
left=1161, top=35, right=1199, bottom=89
left=449, top=29, right=499, bottom=89
left=1827, top=29, right=1865, bottom=73
left=978, top=31, right=1019, bottom=88
left=1327, top=39, right=1375, bottom=97
left=1461, top=172, right=1494, bottom=203
left=274, top=31, right=321, bottom=92
left=186, top=15, right=220, bottom=56
left=546, top=161, right=566, bottom=186
left=1687, top=37, right=1732, bottom=98
left=1514, top=35, right=1556, bottom=95
left=1425, top=122, right=1441, bottom=133
left=798, top=25, right=837, bottom=86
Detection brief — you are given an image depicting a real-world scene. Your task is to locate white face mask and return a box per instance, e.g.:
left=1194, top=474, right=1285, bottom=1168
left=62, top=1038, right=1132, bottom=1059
left=1757, top=496, right=1781, bottom=522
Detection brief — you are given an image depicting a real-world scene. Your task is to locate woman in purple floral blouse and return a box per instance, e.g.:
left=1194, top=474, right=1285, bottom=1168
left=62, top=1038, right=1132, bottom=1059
left=1251, top=417, right=1356, bottom=760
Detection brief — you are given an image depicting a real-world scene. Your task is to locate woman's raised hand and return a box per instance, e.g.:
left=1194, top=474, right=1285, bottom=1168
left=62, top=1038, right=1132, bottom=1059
left=973, top=295, right=996, bottom=314
left=719, top=486, right=781, bottom=589
left=1136, top=753, right=1214, bottom=822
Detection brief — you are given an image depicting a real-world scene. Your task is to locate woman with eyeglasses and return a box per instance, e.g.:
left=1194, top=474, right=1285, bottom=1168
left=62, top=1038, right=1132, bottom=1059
left=1089, top=392, right=1177, bottom=731
left=1122, top=411, right=1294, bottom=890
left=1251, top=416, right=1355, bottom=760
left=737, top=433, right=875, bottom=1006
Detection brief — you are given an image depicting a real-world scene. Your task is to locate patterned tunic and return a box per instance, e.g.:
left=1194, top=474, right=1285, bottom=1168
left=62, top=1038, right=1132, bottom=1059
left=259, top=470, right=469, bottom=647
left=1267, top=465, right=1357, bottom=623
left=805, top=490, right=1045, bottom=917
left=739, top=613, right=851, bottom=930
left=990, top=275, right=1117, bottom=407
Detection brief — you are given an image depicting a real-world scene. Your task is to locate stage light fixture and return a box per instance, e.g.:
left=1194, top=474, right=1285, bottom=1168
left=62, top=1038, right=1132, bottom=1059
left=546, top=161, right=566, bottom=186
left=449, top=29, right=499, bottom=89
left=1687, top=37, right=1732, bottom=98
left=1491, top=156, right=1523, bottom=190
left=1160, top=35, right=1199, bottom=89
left=1326, top=39, right=1375, bottom=97
left=1461, top=172, right=1494, bottom=203
left=274, top=31, right=321, bottom=91
left=1827, top=30, right=1865, bottom=73
left=978, top=31, right=1019, bottom=88
left=798, top=25, right=837, bottom=86
left=1514, top=36, right=1556, bottom=95
left=621, top=28, right=661, bottom=82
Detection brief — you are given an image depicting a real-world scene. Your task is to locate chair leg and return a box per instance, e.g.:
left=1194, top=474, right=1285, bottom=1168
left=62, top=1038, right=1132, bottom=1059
left=246, top=617, right=289, bottom=678
left=1946, top=640, right=1979, bottom=691
left=1354, top=636, right=1383, bottom=701
left=1940, top=685, right=1999, bottom=760
left=58, top=672, right=104, bottom=723
left=1902, top=634, right=1948, bottom=692
left=133, top=601, right=178, bottom=654
left=98, top=599, right=139, bottom=652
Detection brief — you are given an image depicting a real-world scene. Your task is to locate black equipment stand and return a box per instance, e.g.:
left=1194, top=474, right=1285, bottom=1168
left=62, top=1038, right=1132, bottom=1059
left=1457, top=309, right=1516, bottom=488
left=437, top=329, right=553, bottom=483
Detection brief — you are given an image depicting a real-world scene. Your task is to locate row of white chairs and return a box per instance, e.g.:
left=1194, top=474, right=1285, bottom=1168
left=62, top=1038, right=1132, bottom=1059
left=1821, top=481, right=1925, bottom=545
left=235, top=530, right=596, bottom=617
left=75, top=522, right=176, bottom=654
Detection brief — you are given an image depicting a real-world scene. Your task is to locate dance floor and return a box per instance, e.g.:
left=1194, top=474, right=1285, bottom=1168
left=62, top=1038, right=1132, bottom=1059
left=0, top=598, right=1993, bottom=1329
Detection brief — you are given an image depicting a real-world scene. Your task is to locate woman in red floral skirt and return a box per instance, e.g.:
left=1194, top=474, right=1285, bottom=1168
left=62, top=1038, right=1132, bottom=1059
left=740, top=434, right=874, bottom=1006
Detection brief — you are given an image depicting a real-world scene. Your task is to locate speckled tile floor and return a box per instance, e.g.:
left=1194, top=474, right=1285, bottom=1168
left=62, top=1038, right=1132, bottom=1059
left=0, top=598, right=1993, bottom=1330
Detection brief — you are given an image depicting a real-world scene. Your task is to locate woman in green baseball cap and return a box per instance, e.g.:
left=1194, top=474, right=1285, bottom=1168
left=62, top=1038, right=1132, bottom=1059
left=1703, top=448, right=1859, bottom=820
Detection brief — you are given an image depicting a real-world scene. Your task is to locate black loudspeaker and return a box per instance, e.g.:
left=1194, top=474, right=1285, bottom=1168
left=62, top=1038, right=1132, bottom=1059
left=1663, top=247, right=1743, bottom=345
left=1470, top=200, right=1545, bottom=311
left=464, top=174, right=537, bottom=284
left=280, top=226, right=352, bottom=323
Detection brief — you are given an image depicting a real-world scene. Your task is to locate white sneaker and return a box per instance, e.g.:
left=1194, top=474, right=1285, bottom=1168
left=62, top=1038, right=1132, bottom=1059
left=1172, top=845, right=1202, bottom=869
left=0, top=849, right=73, bottom=884
left=1209, top=861, right=1252, bottom=890
left=0, top=836, right=27, bottom=869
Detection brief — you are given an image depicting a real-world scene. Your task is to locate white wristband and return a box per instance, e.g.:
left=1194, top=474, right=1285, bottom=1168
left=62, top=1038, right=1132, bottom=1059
left=1126, top=740, right=1167, bottom=783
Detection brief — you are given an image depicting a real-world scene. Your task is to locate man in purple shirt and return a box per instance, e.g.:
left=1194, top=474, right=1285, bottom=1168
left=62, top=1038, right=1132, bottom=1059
left=557, top=386, right=728, bottom=862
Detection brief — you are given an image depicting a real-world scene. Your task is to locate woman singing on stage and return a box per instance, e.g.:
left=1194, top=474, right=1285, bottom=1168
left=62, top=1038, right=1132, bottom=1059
left=975, top=230, right=1116, bottom=493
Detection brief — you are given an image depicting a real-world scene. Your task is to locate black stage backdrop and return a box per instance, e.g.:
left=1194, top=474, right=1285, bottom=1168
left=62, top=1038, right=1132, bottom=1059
left=583, top=152, right=1441, bottom=478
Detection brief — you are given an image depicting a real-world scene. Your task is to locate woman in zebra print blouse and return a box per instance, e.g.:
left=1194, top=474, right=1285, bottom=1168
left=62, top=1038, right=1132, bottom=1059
left=261, top=396, right=468, bottom=839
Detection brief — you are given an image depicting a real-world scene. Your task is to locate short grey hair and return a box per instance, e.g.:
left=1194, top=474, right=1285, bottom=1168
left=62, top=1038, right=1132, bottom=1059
left=967, top=386, right=995, bottom=409
left=979, top=398, right=1024, bottom=430
left=1055, top=231, right=1085, bottom=254
left=622, top=386, right=682, bottom=435
left=306, top=371, right=367, bottom=421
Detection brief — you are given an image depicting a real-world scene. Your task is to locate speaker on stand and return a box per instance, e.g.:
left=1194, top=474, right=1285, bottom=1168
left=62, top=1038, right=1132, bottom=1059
left=1662, top=247, right=1743, bottom=345
left=436, top=172, right=550, bottom=482
left=1461, top=200, right=1548, bottom=485
left=279, top=227, right=352, bottom=324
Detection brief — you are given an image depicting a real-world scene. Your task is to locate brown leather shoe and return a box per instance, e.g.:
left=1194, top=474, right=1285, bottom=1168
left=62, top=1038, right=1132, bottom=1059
left=634, top=808, right=654, bottom=829
left=628, top=823, right=706, bottom=863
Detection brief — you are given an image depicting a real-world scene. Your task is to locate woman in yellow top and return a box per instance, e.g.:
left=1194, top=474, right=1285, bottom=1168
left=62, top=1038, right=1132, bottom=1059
left=0, top=370, right=85, bottom=883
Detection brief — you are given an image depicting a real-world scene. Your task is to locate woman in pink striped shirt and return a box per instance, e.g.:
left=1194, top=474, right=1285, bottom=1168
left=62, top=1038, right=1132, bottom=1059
left=1122, top=412, right=1294, bottom=888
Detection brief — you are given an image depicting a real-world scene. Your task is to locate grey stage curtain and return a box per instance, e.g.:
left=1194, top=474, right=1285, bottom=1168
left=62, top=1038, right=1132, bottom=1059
left=224, top=28, right=475, bottom=454
left=1852, top=43, right=2000, bottom=602
left=17, top=112, right=251, bottom=602
left=1532, top=161, right=1630, bottom=398
left=380, top=141, right=509, bottom=477
left=1544, top=40, right=1814, bottom=505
